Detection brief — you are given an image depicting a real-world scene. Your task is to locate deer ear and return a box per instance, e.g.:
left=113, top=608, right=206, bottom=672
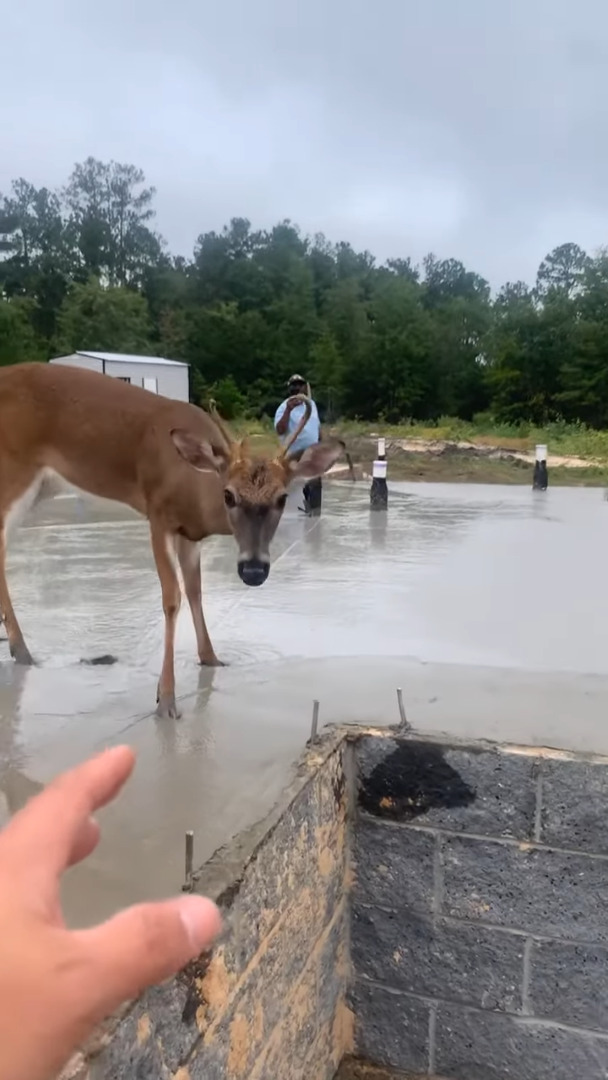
left=286, top=441, right=345, bottom=481
left=171, top=429, right=227, bottom=473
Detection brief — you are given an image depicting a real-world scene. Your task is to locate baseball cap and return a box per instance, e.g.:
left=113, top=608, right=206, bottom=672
left=287, top=373, right=307, bottom=387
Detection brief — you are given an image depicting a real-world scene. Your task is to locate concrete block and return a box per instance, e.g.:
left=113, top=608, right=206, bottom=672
left=352, top=905, right=523, bottom=1012
left=357, top=736, right=401, bottom=781
left=206, top=833, right=299, bottom=998
left=354, top=816, right=435, bottom=911
left=193, top=877, right=335, bottom=1080
left=186, top=1030, right=232, bottom=1080
left=442, top=835, right=608, bottom=941
left=316, top=743, right=349, bottom=828
left=187, top=769, right=347, bottom=1078
left=223, top=889, right=321, bottom=1075
left=251, top=959, right=318, bottom=1080
left=188, top=982, right=278, bottom=1080
left=276, top=958, right=319, bottom=1068
left=87, top=984, right=208, bottom=1078
left=350, top=979, right=429, bottom=1074
left=435, top=1003, right=608, bottom=1080
left=357, top=736, right=537, bottom=840
left=541, top=758, right=608, bottom=854
left=302, top=1014, right=349, bottom=1080
left=141, top=980, right=198, bottom=1071
left=318, top=905, right=349, bottom=1031
left=529, top=940, right=608, bottom=1031
left=88, top=1007, right=170, bottom=1080
left=224, top=750, right=347, bottom=980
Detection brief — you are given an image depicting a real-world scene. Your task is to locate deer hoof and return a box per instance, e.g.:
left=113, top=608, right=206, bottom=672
left=156, top=693, right=181, bottom=720
left=10, top=642, right=34, bottom=666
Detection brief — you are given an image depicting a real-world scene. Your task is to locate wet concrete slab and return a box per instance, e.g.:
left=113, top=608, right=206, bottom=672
left=1, top=480, right=608, bottom=926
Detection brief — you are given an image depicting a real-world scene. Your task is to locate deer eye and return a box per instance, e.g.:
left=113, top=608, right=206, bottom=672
left=275, top=493, right=288, bottom=511
left=224, top=489, right=237, bottom=509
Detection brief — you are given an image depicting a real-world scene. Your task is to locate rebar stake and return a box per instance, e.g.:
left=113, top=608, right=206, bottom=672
left=397, top=687, right=411, bottom=731
left=182, top=830, right=194, bottom=892
left=308, top=699, right=320, bottom=745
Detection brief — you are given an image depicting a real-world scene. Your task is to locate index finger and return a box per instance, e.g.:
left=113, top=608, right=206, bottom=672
left=0, top=746, right=136, bottom=877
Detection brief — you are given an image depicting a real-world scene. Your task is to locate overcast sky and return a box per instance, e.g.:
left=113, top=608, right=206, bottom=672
left=3, top=0, right=608, bottom=287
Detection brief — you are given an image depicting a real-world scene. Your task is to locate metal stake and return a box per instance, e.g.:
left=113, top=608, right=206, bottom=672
left=397, top=687, right=411, bottom=731
left=309, top=699, right=320, bottom=744
left=183, top=830, right=194, bottom=892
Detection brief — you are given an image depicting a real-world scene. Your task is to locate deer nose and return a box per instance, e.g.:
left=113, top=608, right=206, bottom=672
left=238, top=559, right=270, bottom=587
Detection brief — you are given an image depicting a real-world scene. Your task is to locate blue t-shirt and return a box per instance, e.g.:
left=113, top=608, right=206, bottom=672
left=274, top=398, right=320, bottom=456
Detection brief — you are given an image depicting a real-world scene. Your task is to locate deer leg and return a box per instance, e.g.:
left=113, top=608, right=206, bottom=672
left=0, top=526, right=33, bottom=666
left=174, top=534, right=224, bottom=667
left=150, top=525, right=182, bottom=720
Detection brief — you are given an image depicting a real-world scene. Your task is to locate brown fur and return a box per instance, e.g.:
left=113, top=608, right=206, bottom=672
left=0, top=362, right=343, bottom=718
left=225, top=456, right=288, bottom=504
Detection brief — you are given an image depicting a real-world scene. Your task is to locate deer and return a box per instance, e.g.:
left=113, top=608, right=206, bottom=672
left=0, top=362, right=345, bottom=718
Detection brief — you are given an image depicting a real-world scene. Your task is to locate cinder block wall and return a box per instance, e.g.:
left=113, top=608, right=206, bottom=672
left=64, top=738, right=354, bottom=1080
left=351, top=733, right=608, bottom=1080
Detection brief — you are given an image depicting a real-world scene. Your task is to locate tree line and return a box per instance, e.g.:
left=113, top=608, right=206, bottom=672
left=1, top=157, right=608, bottom=426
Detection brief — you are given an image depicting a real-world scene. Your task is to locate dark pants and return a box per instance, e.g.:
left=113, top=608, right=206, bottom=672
left=290, top=446, right=323, bottom=515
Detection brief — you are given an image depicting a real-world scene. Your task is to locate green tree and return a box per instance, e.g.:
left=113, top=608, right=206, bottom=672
left=192, top=218, right=270, bottom=310
left=204, top=375, right=247, bottom=418
left=485, top=281, right=571, bottom=424
left=64, top=158, right=163, bottom=287
left=419, top=256, right=491, bottom=418
left=0, top=179, right=71, bottom=341
left=536, top=242, right=589, bottom=301
left=53, top=278, right=154, bottom=355
left=323, top=277, right=372, bottom=416
left=553, top=251, right=608, bottom=426
left=422, top=254, right=490, bottom=308
left=0, top=298, right=44, bottom=365
left=357, top=275, right=434, bottom=421
left=7, top=154, right=608, bottom=430
left=308, top=330, right=345, bottom=419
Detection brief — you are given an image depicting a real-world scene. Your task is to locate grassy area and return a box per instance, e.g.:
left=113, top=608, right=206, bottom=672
left=226, top=413, right=608, bottom=485
left=235, top=414, right=608, bottom=461
left=335, top=416, right=608, bottom=463
left=358, top=451, right=608, bottom=486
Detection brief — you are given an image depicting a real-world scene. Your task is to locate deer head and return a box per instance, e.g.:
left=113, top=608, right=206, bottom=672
left=170, top=397, right=345, bottom=586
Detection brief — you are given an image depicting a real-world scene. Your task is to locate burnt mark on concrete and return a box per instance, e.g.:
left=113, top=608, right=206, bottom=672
left=358, top=740, right=475, bottom=821
left=179, top=953, right=214, bottom=1026
left=333, top=763, right=346, bottom=807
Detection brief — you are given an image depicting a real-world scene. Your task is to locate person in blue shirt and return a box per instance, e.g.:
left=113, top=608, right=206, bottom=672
left=274, top=374, right=322, bottom=514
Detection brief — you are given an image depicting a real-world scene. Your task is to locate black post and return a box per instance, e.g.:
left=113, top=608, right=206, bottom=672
left=370, top=438, right=388, bottom=511
left=532, top=444, right=548, bottom=491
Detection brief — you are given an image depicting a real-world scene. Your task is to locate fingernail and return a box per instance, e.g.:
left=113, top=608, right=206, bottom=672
left=179, top=896, right=222, bottom=953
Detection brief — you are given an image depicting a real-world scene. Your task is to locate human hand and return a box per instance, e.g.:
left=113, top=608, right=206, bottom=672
left=286, top=395, right=305, bottom=409
left=0, top=745, right=222, bottom=1080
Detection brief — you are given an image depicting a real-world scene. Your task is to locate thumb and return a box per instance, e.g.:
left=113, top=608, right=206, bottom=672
left=76, top=895, right=222, bottom=1012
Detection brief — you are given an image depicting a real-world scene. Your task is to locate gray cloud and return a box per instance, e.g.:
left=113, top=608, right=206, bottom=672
left=3, top=0, right=608, bottom=285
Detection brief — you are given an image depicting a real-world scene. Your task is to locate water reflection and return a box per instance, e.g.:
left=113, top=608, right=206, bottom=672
left=369, top=510, right=388, bottom=550
left=303, top=516, right=324, bottom=557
